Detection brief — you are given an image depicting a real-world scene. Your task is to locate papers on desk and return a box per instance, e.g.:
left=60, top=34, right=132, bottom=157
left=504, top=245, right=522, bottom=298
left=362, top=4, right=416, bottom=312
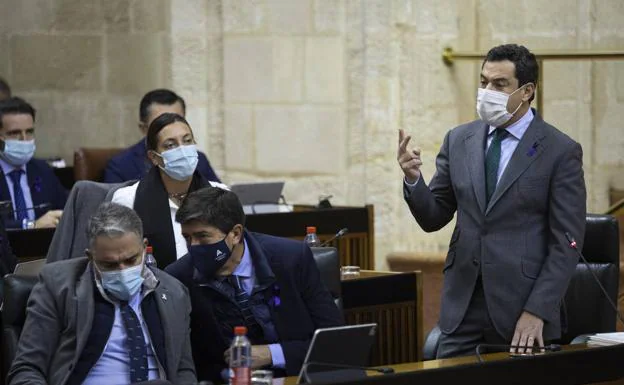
left=587, top=332, right=624, bottom=346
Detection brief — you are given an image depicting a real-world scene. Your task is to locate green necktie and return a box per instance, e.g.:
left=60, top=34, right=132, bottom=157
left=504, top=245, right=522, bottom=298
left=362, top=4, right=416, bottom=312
left=485, top=128, right=509, bottom=204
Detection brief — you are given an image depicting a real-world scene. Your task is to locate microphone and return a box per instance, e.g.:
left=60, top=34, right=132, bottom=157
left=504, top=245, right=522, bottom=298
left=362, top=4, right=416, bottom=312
left=301, top=361, right=394, bottom=382
left=320, top=228, right=349, bottom=247
left=564, top=232, right=624, bottom=326
left=476, top=343, right=562, bottom=363
left=0, top=201, right=51, bottom=214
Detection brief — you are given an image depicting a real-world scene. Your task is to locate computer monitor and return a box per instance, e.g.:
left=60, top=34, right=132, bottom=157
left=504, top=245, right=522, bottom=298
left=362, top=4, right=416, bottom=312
left=297, top=323, right=378, bottom=384
left=230, top=182, right=285, bottom=206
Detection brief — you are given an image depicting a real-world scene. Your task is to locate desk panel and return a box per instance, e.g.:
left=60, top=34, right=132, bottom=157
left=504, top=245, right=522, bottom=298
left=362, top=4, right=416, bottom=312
left=341, top=271, right=423, bottom=366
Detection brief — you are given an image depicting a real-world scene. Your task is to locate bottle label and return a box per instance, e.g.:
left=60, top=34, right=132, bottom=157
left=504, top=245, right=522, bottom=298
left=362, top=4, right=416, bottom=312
left=230, top=367, right=251, bottom=385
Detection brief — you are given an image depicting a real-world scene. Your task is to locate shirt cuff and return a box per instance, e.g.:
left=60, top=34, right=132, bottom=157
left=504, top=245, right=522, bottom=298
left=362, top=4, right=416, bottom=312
left=268, top=343, right=286, bottom=369
left=403, top=176, right=420, bottom=194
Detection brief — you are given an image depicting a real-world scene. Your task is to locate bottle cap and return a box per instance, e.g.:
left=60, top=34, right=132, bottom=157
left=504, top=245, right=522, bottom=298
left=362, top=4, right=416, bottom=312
left=146, top=246, right=153, bottom=253
left=234, top=326, right=247, bottom=336
left=306, top=226, right=317, bottom=234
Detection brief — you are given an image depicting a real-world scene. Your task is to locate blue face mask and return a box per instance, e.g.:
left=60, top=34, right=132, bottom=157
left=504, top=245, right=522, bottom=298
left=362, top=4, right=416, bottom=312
left=156, top=144, right=199, bottom=181
left=190, top=238, right=232, bottom=278
left=2, top=140, right=36, bottom=166
left=98, top=256, right=145, bottom=301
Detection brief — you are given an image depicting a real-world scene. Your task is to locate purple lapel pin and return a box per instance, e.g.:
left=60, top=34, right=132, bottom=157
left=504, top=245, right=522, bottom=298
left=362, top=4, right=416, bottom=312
left=527, top=142, right=540, bottom=157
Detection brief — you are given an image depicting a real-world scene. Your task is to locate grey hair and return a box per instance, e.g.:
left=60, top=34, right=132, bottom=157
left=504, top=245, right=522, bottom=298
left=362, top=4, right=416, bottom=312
left=86, top=203, right=144, bottom=247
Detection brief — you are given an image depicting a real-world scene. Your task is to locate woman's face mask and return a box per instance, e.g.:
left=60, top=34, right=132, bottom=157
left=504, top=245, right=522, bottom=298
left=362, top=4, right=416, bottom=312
left=154, top=144, right=199, bottom=181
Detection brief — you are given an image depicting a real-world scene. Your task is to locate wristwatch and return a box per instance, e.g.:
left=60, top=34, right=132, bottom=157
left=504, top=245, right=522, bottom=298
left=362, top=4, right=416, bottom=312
left=21, top=218, right=35, bottom=230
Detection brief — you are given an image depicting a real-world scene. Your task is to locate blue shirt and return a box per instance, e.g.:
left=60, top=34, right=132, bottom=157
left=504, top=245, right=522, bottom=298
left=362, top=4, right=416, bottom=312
left=233, top=239, right=286, bottom=369
left=0, top=158, right=34, bottom=221
left=486, top=108, right=534, bottom=183
left=83, top=289, right=161, bottom=384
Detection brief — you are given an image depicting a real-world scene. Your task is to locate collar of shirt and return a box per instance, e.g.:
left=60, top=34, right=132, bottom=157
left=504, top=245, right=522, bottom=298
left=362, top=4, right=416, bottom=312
left=487, top=108, right=534, bottom=140
left=232, top=238, right=252, bottom=279
left=0, top=157, right=26, bottom=175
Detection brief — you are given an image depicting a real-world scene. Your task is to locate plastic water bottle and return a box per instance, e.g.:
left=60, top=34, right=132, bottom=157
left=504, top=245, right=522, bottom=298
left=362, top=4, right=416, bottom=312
left=145, top=246, right=157, bottom=268
left=304, top=226, right=321, bottom=247
left=229, top=326, right=252, bottom=385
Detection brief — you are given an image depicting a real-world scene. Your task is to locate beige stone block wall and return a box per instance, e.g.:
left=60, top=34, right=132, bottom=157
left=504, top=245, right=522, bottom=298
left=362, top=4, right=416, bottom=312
left=1, top=0, right=622, bottom=269
left=0, top=0, right=172, bottom=161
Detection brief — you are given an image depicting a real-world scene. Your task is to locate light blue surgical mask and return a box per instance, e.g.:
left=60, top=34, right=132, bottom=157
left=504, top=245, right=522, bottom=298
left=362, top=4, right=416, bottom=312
left=156, top=144, right=198, bottom=181
left=2, top=139, right=36, bottom=166
left=98, top=256, right=145, bottom=301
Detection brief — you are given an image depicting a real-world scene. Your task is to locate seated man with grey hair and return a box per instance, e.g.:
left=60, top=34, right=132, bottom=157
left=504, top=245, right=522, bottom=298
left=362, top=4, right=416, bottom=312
left=8, top=203, right=197, bottom=385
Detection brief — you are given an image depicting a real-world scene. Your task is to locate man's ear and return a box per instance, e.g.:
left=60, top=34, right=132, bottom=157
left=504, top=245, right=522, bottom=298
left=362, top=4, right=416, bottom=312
left=523, top=83, right=535, bottom=102
left=143, top=238, right=148, bottom=248
left=85, top=249, right=93, bottom=260
left=231, top=224, right=244, bottom=245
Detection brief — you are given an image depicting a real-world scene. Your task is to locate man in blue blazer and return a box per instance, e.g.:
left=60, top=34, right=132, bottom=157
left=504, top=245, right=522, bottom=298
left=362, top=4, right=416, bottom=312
left=103, top=89, right=220, bottom=183
left=166, top=187, right=343, bottom=384
left=0, top=97, right=67, bottom=229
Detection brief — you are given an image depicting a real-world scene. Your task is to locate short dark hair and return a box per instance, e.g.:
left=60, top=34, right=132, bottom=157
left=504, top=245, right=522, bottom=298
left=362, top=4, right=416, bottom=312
left=483, top=44, right=538, bottom=102
left=0, top=78, right=11, bottom=99
left=176, top=187, right=246, bottom=234
left=145, top=112, right=192, bottom=151
left=139, top=89, right=186, bottom=123
left=0, top=97, right=36, bottom=128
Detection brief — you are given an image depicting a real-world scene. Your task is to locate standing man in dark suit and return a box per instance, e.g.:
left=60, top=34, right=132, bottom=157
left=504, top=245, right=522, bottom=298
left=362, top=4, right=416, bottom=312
left=397, top=44, right=586, bottom=358
left=9, top=203, right=196, bottom=385
left=166, top=187, right=343, bottom=383
left=0, top=97, right=67, bottom=229
left=103, top=89, right=220, bottom=183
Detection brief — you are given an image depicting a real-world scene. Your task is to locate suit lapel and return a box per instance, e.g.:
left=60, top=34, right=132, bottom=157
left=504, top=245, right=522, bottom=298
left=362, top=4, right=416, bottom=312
left=485, top=117, right=548, bottom=215
left=0, top=168, right=10, bottom=203
left=74, top=265, right=95, bottom=360
left=154, top=283, right=176, bottom=380
left=464, top=124, right=488, bottom=214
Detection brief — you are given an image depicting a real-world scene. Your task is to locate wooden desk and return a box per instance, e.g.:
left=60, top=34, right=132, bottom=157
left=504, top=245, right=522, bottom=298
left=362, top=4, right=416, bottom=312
left=7, top=228, right=55, bottom=260
left=341, top=270, right=423, bottom=366
left=281, top=344, right=624, bottom=384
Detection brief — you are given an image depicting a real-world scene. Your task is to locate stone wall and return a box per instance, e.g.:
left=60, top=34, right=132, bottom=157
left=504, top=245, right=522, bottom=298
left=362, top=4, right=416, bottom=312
left=1, top=0, right=623, bottom=268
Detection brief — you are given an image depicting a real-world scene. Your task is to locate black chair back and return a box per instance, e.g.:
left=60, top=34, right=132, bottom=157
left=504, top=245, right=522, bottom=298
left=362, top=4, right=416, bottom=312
left=2, top=274, right=38, bottom=376
left=561, top=214, right=620, bottom=343
left=311, top=247, right=343, bottom=311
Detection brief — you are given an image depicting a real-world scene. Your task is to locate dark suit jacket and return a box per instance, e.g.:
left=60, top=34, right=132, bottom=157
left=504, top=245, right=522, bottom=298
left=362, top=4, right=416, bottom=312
left=404, top=110, right=586, bottom=341
left=0, top=158, right=68, bottom=229
left=8, top=257, right=197, bottom=385
left=103, top=139, right=220, bottom=183
left=165, top=231, right=343, bottom=383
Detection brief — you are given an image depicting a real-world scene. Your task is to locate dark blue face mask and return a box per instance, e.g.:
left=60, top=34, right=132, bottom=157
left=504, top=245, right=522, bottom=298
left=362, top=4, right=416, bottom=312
left=190, top=238, right=233, bottom=278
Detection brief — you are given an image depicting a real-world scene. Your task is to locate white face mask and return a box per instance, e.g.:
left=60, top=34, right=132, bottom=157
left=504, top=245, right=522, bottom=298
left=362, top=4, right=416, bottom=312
left=476, top=84, right=529, bottom=127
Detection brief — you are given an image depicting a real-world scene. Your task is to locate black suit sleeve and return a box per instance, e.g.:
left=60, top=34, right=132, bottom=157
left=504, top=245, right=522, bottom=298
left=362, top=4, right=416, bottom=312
left=281, top=243, right=344, bottom=375
left=404, top=130, right=457, bottom=232
left=524, top=142, right=586, bottom=321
